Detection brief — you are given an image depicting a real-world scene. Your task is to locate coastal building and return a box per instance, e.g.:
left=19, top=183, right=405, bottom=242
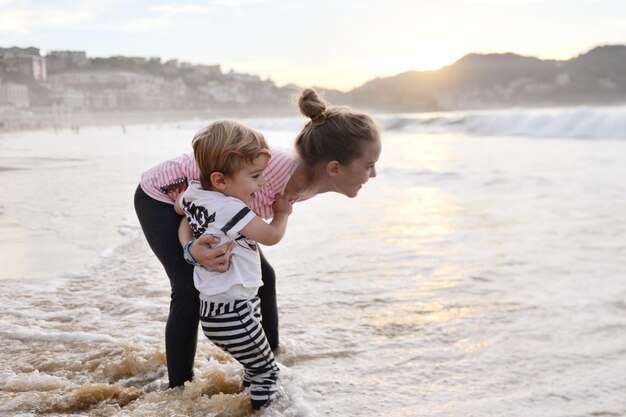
left=130, top=57, right=147, bottom=65
left=46, top=70, right=191, bottom=110
left=199, top=80, right=248, bottom=104
left=228, top=70, right=261, bottom=83
left=0, top=82, right=30, bottom=108
left=89, top=89, right=118, bottom=111
left=184, top=64, right=222, bottom=84
left=0, top=44, right=287, bottom=115
left=48, top=70, right=163, bottom=86
left=161, top=78, right=189, bottom=108
left=249, top=80, right=279, bottom=102
left=46, top=50, right=88, bottom=71
left=195, top=65, right=221, bottom=77
left=162, top=59, right=180, bottom=75
left=0, top=47, right=47, bottom=81
left=123, top=80, right=167, bottom=109
left=49, top=88, right=86, bottom=112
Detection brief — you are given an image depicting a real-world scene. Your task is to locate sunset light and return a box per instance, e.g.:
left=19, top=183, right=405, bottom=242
left=1, top=1, right=626, bottom=415
left=1, top=1, right=624, bottom=90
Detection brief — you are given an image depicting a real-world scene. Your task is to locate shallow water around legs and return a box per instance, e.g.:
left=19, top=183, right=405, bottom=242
left=0, top=124, right=625, bottom=416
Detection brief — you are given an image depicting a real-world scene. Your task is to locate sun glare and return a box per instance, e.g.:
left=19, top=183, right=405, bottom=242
left=376, top=48, right=464, bottom=76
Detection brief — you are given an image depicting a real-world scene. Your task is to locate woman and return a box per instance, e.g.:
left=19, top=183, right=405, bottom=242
left=134, top=88, right=381, bottom=388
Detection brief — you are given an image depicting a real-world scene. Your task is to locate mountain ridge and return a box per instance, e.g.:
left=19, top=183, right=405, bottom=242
left=327, top=45, right=626, bottom=112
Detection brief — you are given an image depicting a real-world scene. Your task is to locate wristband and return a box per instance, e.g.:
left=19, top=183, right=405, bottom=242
left=183, top=240, right=202, bottom=267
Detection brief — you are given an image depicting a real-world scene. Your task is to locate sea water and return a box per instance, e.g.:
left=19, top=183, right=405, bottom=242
left=0, top=107, right=625, bottom=417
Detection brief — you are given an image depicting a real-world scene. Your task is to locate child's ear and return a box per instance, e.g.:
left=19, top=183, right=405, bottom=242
left=325, top=160, right=340, bottom=177
left=210, top=172, right=228, bottom=190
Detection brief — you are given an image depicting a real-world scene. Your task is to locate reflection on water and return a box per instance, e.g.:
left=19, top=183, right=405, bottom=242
left=380, top=186, right=457, bottom=245
left=0, top=219, right=27, bottom=280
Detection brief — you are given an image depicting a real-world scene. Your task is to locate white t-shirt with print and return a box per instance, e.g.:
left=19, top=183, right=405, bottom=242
left=179, top=180, right=262, bottom=297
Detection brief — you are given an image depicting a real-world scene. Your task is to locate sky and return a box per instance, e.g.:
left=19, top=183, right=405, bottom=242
left=0, top=0, right=625, bottom=91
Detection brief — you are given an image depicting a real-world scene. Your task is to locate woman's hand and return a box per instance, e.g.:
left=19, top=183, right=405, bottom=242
left=189, top=234, right=235, bottom=272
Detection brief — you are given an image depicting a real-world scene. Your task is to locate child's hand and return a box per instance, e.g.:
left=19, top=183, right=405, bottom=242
left=272, top=194, right=293, bottom=216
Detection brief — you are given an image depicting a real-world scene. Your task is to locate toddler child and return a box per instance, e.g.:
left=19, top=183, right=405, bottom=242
left=175, top=120, right=292, bottom=410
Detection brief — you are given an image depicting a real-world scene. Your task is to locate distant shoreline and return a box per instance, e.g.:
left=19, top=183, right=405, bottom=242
left=0, top=107, right=296, bottom=134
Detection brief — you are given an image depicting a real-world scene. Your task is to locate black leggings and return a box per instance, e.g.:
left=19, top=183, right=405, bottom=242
left=133, top=185, right=279, bottom=388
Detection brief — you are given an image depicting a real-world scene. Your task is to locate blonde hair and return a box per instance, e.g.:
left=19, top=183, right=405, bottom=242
left=192, top=120, right=271, bottom=190
left=295, top=88, right=380, bottom=177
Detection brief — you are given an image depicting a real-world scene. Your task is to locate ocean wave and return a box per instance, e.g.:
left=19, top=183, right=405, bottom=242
left=377, top=106, right=626, bottom=139
left=101, top=225, right=141, bottom=258
left=187, top=106, right=626, bottom=139
left=155, top=106, right=626, bottom=139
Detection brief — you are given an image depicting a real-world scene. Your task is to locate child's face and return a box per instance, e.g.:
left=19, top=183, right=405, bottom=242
left=224, top=154, right=270, bottom=206
left=333, top=139, right=381, bottom=198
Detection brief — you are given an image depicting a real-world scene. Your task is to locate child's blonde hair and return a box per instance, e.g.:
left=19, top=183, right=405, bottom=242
left=295, top=88, right=380, bottom=177
left=192, top=120, right=271, bottom=190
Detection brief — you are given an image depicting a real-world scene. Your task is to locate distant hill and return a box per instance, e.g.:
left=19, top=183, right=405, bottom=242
left=340, top=45, right=626, bottom=112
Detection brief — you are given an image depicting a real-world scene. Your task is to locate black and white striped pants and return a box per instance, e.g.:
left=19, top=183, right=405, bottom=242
left=199, top=296, right=279, bottom=410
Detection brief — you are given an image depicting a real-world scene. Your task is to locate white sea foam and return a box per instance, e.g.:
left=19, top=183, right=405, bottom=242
left=118, top=225, right=139, bottom=239
left=7, top=307, right=102, bottom=321
left=1, top=323, right=117, bottom=344
left=101, top=246, right=116, bottom=258
left=101, top=226, right=140, bottom=258
left=0, top=370, right=70, bottom=392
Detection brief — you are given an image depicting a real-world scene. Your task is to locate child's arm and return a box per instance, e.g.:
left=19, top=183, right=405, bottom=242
left=178, top=216, right=192, bottom=246
left=174, top=194, right=190, bottom=247
left=239, top=194, right=292, bottom=246
left=174, top=194, right=185, bottom=216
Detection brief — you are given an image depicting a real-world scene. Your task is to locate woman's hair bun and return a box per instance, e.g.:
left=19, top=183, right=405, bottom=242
left=298, top=88, right=327, bottom=120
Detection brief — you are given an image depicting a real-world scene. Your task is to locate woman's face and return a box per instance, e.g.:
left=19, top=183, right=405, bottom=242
left=332, top=139, right=381, bottom=198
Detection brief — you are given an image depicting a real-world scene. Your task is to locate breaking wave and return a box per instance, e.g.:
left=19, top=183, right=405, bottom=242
left=177, top=106, right=626, bottom=140
left=376, top=106, right=626, bottom=139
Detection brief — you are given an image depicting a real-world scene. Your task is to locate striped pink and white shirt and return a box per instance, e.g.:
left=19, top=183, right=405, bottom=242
left=140, top=148, right=299, bottom=219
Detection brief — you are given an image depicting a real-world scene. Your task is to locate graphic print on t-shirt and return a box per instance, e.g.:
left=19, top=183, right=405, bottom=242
left=182, top=198, right=216, bottom=238
left=220, top=207, right=258, bottom=252
left=235, top=235, right=258, bottom=252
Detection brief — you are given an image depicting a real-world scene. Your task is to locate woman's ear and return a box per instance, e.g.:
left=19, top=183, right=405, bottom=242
left=210, top=172, right=228, bottom=190
left=325, top=160, right=341, bottom=177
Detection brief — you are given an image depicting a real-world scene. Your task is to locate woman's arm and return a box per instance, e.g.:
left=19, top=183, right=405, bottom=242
left=189, top=235, right=235, bottom=273
left=175, top=194, right=235, bottom=272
